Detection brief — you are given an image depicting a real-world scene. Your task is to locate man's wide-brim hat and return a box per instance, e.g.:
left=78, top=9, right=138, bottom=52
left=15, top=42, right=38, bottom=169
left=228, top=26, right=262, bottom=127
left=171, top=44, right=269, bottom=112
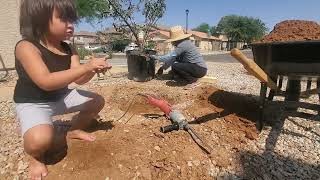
left=165, top=26, right=192, bottom=43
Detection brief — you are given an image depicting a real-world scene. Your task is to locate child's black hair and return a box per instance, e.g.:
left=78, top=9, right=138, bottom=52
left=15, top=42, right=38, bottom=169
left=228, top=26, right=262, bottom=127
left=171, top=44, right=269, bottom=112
left=20, top=0, right=78, bottom=40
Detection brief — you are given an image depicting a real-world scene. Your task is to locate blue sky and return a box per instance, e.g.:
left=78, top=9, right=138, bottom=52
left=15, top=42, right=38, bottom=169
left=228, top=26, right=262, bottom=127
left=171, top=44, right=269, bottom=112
left=76, top=0, right=320, bottom=32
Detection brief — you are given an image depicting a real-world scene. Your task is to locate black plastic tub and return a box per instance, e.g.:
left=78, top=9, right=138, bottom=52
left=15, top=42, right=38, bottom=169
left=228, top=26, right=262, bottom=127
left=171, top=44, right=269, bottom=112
left=126, top=49, right=157, bottom=82
left=251, top=40, right=320, bottom=79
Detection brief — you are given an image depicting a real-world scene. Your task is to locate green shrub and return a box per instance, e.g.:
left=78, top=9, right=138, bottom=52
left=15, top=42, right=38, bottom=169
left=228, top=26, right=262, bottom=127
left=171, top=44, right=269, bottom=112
left=111, top=39, right=130, bottom=52
left=145, top=41, right=156, bottom=50
left=107, top=51, right=113, bottom=59
left=92, top=47, right=108, bottom=53
left=77, top=47, right=92, bottom=60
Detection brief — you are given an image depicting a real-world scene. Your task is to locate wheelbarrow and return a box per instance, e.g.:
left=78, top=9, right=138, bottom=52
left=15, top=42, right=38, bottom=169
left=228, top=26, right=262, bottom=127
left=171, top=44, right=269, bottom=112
left=231, top=40, right=320, bottom=131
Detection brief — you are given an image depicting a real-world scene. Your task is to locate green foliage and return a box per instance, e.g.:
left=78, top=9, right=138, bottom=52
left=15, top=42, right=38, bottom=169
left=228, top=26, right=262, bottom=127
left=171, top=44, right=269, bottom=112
left=109, top=0, right=166, bottom=48
left=107, top=51, right=113, bottom=59
left=212, top=15, right=268, bottom=43
left=111, top=38, right=130, bottom=52
left=192, top=23, right=210, bottom=33
left=143, top=0, right=166, bottom=22
left=92, top=46, right=108, bottom=53
left=75, top=0, right=166, bottom=49
left=75, top=0, right=110, bottom=22
left=77, top=47, right=92, bottom=60
left=210, top=26, right=219, bottom=36
left=144, top=41, right=156, bottom=50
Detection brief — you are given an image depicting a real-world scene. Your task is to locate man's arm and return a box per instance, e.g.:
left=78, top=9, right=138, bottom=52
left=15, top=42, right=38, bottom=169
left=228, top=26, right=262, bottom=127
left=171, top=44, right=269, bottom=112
left=153, top=41, right=186, bottom=70
left=153, top=51, right=177, bottom=70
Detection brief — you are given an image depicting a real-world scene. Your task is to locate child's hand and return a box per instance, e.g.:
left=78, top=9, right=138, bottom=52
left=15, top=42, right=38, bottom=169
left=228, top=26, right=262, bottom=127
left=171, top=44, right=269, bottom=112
left=97, top=61, right=112, bottom=74
left=103, top=60, right=112, bottom=70
left=86, top=57, right=108, bottom=72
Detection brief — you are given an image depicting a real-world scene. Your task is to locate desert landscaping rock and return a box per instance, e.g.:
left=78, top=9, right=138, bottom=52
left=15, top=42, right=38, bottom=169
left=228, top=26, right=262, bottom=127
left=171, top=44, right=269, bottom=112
left=0, top=62, right=319, bottom=179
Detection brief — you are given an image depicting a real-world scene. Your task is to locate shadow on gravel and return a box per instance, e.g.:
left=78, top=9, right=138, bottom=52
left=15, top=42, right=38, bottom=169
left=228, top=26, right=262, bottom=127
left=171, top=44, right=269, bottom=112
left=263, top=100, right=320, bottom=152
left=239, top=150, right=320, bottom=179
left=44, top=119, right=114, bottom=165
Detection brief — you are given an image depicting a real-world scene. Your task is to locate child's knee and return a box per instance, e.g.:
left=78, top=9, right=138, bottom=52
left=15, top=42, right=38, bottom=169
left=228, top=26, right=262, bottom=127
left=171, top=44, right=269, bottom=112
left=23, top=125, right=54, bottom=153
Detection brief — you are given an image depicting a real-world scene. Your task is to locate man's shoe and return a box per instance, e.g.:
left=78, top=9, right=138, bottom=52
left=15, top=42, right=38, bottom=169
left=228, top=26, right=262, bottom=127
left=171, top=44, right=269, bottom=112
left=183, top=80, right=201, bottom=90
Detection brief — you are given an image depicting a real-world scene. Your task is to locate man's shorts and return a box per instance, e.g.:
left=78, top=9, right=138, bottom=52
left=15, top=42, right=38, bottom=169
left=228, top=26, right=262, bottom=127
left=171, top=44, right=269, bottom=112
left=15, top=89, right=96, bottom=137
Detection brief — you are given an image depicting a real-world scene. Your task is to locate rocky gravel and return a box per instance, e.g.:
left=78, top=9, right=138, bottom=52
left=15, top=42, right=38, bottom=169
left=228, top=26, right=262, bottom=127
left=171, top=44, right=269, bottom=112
left=0, top=62, right=319, bottom=179
left=207, top=62, right=319, bottom=179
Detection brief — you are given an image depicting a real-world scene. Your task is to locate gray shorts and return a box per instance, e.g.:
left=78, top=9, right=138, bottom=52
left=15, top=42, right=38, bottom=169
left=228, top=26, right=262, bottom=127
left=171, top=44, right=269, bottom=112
left=15, top=89, right=95, bottom=136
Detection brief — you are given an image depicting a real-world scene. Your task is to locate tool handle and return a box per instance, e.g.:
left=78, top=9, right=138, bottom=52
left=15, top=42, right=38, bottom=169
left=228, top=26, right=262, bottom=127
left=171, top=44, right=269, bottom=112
left=160, top=124, right=179, bottom=133
left=230, top=48, right=278, bottom=90
left=186, top=127, right=212, bottom=154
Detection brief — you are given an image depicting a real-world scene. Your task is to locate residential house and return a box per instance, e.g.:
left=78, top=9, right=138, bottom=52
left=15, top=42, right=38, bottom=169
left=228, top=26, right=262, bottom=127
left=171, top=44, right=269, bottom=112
left=149, top=26, right=222, bottom=54
left=0, top=0, right=21, bottom=69
left=98, top=27, right=123, bottom=42
left=218, top=34, right=246, bottom=50
left=188, top=30, right=221, bottom=53
left=72, top=31, right=101, bottom=49
left=148, top=30, right=173, bottom=54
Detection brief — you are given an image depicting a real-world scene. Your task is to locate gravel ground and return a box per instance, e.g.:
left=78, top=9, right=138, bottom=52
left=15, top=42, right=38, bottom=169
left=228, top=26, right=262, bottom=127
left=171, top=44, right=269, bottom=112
left=207, top=62, right=319, bottom=179
left=0, top=62, right=319, bottom=179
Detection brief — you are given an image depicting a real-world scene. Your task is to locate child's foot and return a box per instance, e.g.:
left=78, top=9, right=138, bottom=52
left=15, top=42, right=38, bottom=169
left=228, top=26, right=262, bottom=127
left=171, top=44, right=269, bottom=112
left=29, top=157, right=48, bottom=180
left=67, top=129, right=96, bottom=142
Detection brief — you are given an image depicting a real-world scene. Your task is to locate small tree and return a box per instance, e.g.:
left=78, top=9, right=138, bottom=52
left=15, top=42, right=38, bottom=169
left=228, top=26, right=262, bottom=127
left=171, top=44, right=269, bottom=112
left=211, top=15, right=268, bottom=43
left=76, top=0, right=110, bottom=21
left=192, top=23, right=210, bottom=33
left=75, top=0, right=166, bottom=50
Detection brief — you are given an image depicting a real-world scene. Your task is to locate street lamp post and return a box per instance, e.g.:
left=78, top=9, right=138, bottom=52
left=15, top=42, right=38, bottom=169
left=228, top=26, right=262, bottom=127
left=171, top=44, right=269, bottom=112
left=185, top=9, right=189, bottom=33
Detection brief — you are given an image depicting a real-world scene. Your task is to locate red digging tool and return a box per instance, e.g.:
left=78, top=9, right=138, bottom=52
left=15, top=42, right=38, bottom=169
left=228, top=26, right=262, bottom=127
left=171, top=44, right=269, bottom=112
left=137, top=93, right=172, bottom=116
left=138, top=93, right=212, bottom=154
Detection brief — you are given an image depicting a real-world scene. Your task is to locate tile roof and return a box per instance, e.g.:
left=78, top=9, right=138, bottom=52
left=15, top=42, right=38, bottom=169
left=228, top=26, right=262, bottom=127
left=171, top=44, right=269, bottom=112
left=188, top=30, right=220, bottom=40
left=150, top=27, right=220, bottom=41
left=149, top=30, right=170, bottom=38
left=100, top=28, right=123, bottom=35
left=73, top=31, right=97, bottom=37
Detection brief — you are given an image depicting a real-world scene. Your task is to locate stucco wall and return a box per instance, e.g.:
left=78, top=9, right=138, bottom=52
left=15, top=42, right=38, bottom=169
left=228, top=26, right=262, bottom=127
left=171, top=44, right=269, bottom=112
left=0, top=0, right=20, bottom=69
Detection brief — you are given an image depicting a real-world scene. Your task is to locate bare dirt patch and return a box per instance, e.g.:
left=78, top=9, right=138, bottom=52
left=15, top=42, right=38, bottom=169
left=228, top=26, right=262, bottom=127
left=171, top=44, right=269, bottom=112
left=43, top=81, right=259, bottom=179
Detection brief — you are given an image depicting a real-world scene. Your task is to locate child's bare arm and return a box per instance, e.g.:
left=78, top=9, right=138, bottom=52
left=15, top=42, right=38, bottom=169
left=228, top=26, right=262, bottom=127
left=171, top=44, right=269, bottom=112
left=71, top=56, right=105, bottom=85
left=69, top=45, right=112, bottom=85
left=16, top=41, right=106, bottom=91
left=68, top=46, right=95, bottom=85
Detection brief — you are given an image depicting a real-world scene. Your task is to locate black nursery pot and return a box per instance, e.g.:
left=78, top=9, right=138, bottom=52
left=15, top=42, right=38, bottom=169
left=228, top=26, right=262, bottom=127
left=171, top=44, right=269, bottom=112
left=126, top=49, right=157, bottom=82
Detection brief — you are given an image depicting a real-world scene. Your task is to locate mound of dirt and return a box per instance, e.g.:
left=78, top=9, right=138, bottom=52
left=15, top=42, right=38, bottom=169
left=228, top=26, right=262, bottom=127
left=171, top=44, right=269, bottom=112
left=259, top=20, right=320, bottom=42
